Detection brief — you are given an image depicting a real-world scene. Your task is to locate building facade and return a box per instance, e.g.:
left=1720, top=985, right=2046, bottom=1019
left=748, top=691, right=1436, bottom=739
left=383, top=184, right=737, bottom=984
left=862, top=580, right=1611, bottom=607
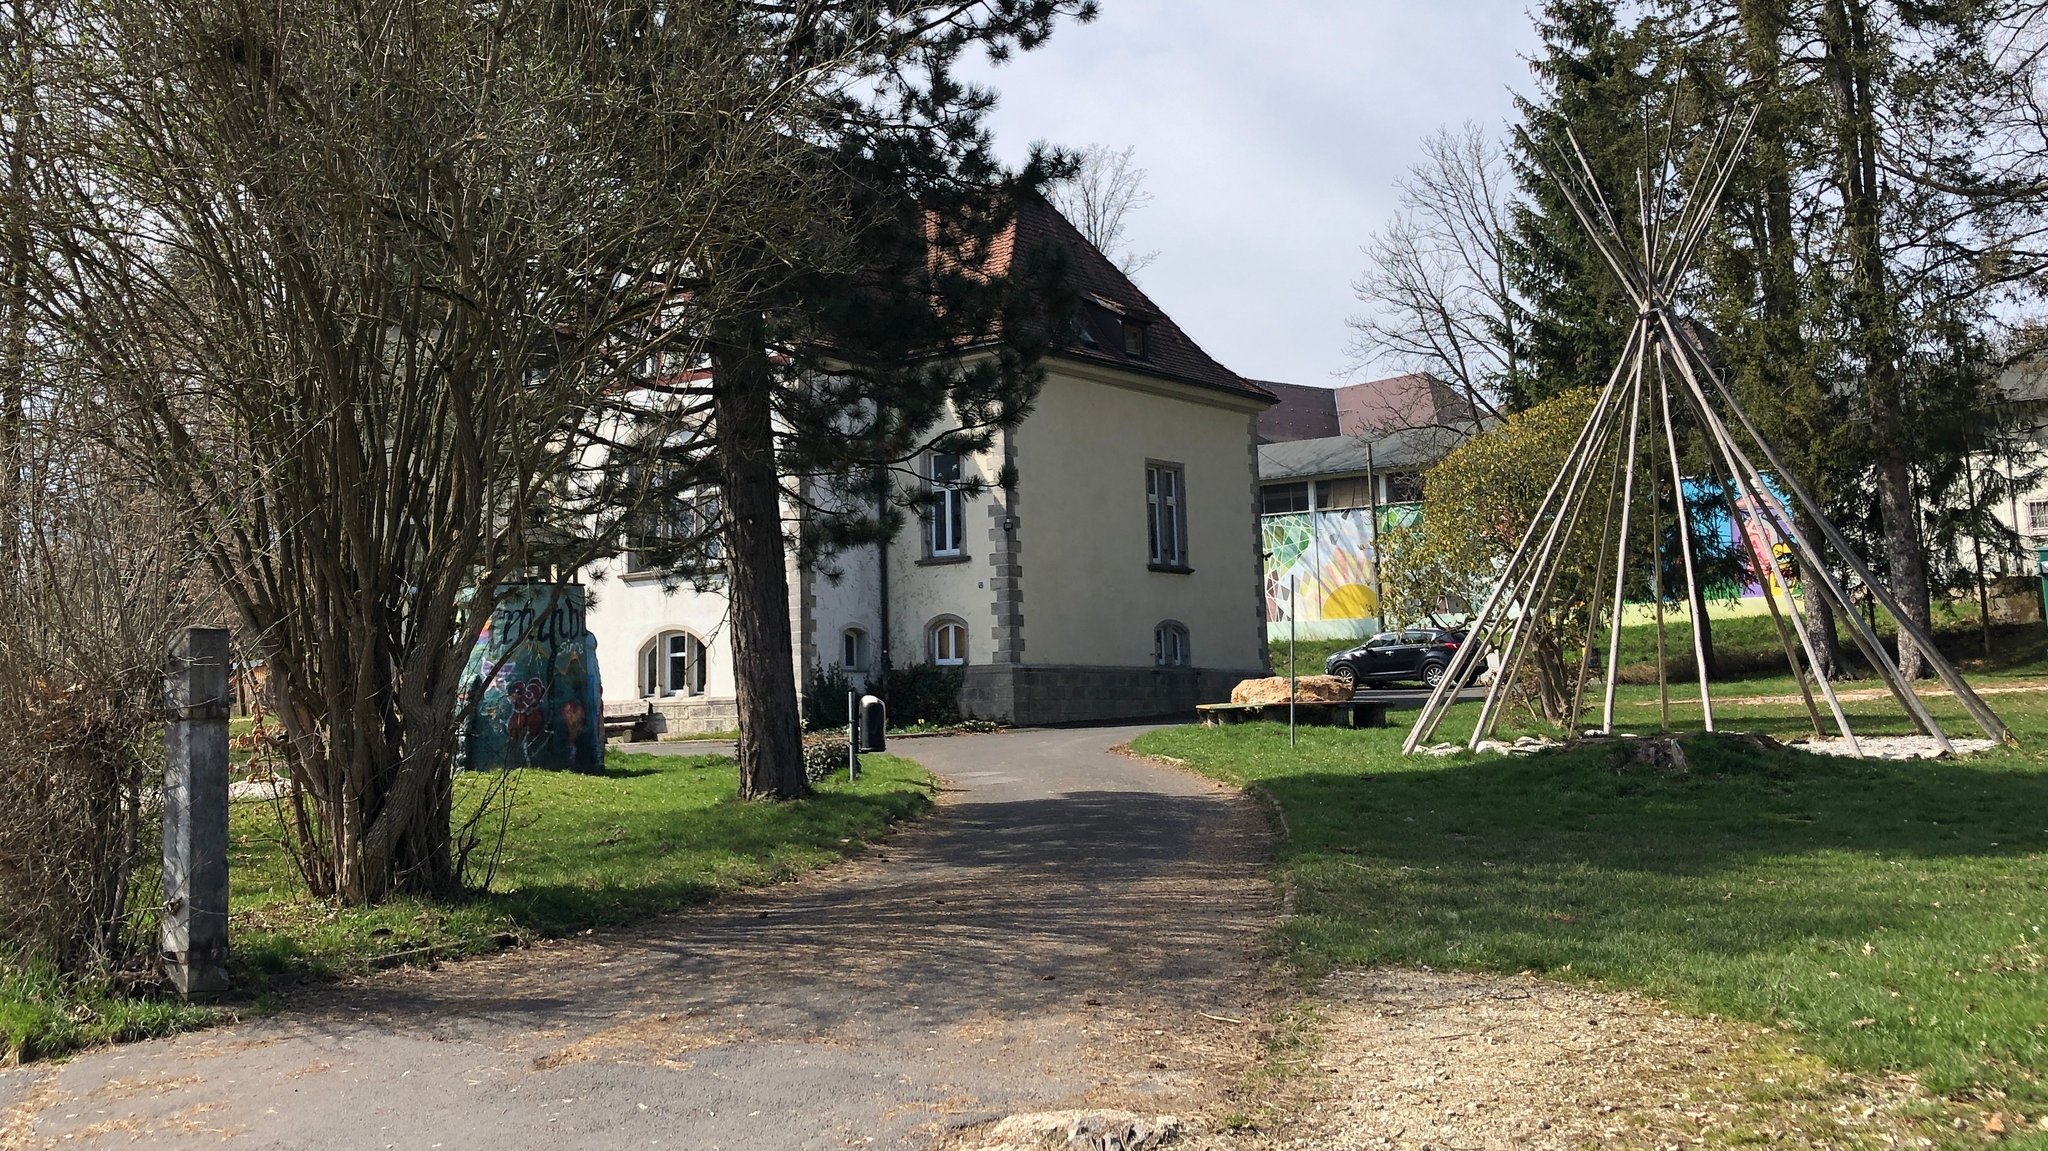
left=582, top=197, right=1275, bottom=733
left=1252, top=374, right=1477, bottom=641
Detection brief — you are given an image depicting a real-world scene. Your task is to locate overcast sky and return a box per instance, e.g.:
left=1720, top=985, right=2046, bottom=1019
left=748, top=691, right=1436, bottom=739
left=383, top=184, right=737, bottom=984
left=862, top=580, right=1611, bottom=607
left=963, top=1, right=1543, bottom=390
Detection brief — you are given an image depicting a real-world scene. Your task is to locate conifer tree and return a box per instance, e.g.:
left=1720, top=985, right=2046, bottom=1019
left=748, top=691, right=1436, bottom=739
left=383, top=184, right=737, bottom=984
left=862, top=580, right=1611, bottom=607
left=1506, top=0, right=1669, bottom=412
left=591, top=2, right=1093, bottom=800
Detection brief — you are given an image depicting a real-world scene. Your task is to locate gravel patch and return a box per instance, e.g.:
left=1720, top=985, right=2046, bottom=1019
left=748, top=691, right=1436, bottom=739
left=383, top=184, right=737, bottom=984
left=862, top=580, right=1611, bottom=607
left=1786, top=735, right=1999, bottom=760
left=1181, top=968, right=1954, bottom=1151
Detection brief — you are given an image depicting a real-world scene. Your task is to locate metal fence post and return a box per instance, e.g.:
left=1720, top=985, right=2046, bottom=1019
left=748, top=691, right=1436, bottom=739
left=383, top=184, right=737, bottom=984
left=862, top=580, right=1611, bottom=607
left=164, top=626, right=231, bottom=996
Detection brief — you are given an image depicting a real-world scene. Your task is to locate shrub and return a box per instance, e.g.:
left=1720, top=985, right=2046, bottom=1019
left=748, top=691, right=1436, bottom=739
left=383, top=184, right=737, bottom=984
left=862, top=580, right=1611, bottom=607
left=804, top=663, right=856, bottom=732
left=0, top=430, right=184, bottom=975
left=877, top=662, right=964, bottom=727
left=800, top=733, right=855, bottom=782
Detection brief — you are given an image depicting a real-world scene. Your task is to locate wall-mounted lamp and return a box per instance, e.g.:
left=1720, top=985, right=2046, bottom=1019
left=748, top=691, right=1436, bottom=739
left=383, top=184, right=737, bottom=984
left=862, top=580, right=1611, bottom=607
left=1002, top=517, right=1017, bottom=531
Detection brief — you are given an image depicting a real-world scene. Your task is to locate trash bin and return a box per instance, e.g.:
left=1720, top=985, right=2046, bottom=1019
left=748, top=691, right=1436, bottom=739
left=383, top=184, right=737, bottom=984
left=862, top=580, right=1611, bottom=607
left=860, top=695, right=886, bottom=753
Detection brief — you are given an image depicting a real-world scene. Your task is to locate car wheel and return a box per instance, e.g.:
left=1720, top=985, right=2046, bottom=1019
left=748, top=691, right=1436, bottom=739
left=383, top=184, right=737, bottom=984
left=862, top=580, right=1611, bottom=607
left=1332, top=664, right=1356, bottom=692
left=1422, top=661, right=1448, bottom=689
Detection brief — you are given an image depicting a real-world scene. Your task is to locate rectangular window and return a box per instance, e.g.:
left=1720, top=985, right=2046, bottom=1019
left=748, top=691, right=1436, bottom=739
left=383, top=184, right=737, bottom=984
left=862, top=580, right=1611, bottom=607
left=1147, top=462, right=1187, bottom=569
left=1316, top=477, right=1374, bottom=510
left=626, top=488, right=722, bottom=575
left=927, top=453, right=966, bottom=557
left=2028, top=499, right=2048, bottom=535
left=1260, top=481, right=1309, bottom=516
left=1383, top=472, right=1424, bottom=504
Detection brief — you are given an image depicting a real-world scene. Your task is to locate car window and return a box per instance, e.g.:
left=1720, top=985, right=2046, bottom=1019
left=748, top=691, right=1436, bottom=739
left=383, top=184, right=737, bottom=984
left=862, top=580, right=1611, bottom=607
left=1363, top=633, right=1398, bottom=648
left=1401, top=630, right=1433, bottom=645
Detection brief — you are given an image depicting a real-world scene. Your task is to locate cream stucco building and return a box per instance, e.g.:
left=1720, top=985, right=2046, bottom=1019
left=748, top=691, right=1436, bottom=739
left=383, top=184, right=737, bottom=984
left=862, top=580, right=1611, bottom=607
left=582, top=197, right=1276, bottom=731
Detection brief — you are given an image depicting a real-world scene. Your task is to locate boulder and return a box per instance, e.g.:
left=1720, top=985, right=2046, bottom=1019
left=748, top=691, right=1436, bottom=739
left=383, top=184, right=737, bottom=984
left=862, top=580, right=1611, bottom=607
left=976, top=1110, right=1182, bottom=1151
left=1229, top=675, right=1352, bottom=706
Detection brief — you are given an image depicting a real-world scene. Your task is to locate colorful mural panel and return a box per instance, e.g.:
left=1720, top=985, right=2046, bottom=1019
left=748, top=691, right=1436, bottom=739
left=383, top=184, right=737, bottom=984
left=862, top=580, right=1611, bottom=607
left=1686, top=478, right=1798, bottom=599
left=458, top=582, right=604, bottom=773
left=1262, top=504, right=1421, bottom=640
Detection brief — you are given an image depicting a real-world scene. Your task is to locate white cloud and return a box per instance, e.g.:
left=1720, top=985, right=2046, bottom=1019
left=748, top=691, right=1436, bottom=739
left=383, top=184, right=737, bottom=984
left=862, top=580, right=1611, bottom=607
left=963, top=0, right=1540, bottom=386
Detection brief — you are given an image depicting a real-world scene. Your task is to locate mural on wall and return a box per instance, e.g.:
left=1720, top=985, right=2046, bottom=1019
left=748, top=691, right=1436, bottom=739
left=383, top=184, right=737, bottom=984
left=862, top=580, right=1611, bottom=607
left=1687, top=479, right=1797, bottom=600
left=458, top=582, right=604, bottom=774
left=1263, top=505, right=1421, bottom=640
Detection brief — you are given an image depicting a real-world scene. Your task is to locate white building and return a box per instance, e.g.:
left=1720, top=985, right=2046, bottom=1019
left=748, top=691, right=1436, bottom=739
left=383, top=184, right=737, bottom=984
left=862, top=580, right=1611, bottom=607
left=582, top=196, right=1277, bottom=732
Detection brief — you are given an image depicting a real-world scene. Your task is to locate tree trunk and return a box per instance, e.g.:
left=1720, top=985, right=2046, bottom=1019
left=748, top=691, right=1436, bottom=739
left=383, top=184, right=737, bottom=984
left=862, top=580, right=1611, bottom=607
left=1874, top=446, right=1932, bottom=677
left=1685, top=557, right=1719, bottom=679
left=711, top=316, right=809, bottom=800
left=1823, top=0, right=1933, bottom=678
left=1793, top=505, right=1845, bottom=678
left=1, top=0, right=31, bottom=473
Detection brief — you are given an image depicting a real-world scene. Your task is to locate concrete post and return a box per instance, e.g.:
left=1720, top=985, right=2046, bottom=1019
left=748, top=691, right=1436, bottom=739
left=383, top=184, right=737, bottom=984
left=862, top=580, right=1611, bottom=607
left=163, top=626, right=231, bottom=996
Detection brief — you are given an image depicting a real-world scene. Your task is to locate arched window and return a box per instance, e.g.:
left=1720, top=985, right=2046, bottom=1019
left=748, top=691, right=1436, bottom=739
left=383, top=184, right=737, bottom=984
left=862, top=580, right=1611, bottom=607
left=1154, top=621, right=1191, bottom=668
left=928, top=617, right=967, bottom=667
left=639, top=630, right=707, bottom=697
left=841, top=627, right=868, bottom=672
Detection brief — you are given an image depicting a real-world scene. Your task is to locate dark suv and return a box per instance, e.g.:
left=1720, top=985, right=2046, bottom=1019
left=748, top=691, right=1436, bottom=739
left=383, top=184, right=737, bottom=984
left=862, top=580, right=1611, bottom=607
left=1324, top=628, right=1468, bottom=691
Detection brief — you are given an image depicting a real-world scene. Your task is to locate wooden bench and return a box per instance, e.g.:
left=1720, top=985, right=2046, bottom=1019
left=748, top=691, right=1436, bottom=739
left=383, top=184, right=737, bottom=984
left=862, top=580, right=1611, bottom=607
left=602, top=702, right=657, bottom=743
left=1196, top=699, right=1389, bottom=729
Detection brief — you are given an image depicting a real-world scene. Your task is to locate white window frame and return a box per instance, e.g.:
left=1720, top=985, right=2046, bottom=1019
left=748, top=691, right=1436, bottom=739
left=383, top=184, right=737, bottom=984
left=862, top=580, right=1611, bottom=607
left=639, top=630, right=707, bottom=698
left=1154, top=621, right=1191, bottom=668
left=929, top=618, right=967, bottom=666
left=626, top=488, right=723, bottom=576
left=927, top=453, right=966, bottom=558
left=842, top=627, right=868, bottom=672
left=1147, top=462, right=1187, bottom=569
left=2027, top=498, right=2048, bottom=536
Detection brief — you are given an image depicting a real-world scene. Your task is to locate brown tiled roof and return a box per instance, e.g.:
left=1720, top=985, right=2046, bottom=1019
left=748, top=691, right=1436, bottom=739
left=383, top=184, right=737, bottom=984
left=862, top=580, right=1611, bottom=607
left=1254, top=373, right=1479, bottom=444
left=987, top=196, right=1275, bottom=406
left=1253, top=380, right=1341, bottom=442
left=1334, top=372, right=1476, bottom=435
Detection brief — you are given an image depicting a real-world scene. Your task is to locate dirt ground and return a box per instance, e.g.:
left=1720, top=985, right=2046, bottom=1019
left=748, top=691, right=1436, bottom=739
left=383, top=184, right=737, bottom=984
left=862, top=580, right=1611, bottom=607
left=1181, top=967, right=2000, bottom=1151
left=947, top=963, right=1995, bottom=1151
left=3, top=727, right=2018, bottom=1151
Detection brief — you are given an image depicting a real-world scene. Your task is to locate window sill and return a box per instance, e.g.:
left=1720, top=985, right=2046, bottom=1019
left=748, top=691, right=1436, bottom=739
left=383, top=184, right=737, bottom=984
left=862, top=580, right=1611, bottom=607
left=916, top=554, right=971, bottom=567
left=622, top=569, right=725, bottom=584
left=1148, top=562, right=1194, bottom=575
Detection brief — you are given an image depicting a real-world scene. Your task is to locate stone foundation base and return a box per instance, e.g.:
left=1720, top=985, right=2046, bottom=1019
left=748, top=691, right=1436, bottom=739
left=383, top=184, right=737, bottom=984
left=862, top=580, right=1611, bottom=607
left=961, top=664, right=1266, bottom=727
left=639, top=696, right=740, bottom=738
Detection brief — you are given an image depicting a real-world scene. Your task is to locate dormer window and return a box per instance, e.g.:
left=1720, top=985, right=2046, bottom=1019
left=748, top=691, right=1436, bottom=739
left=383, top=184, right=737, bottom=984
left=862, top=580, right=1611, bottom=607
left=1122, top=318, right=1149, bottom=357
left=1070, top=306, right=1097, bottom=347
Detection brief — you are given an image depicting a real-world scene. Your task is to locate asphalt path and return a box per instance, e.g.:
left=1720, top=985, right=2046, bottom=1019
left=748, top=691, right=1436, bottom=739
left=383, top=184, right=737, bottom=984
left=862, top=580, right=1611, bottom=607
left=0, top=725, right=1275, bottom=1150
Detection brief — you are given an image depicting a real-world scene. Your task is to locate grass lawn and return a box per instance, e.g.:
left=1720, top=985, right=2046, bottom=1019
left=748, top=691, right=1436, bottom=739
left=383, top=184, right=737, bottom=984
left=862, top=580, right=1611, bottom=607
left=2, top=751, right=931, bottom=1062
left=1132, top=672, right=2048, bottom=1134
left=1272, top=604, right=2048, bottom=688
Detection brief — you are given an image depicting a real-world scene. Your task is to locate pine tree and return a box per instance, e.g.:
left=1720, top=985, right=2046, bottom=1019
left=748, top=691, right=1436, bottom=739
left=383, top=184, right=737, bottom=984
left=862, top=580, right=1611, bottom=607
left=604, top=2, right=1092, bottom=799
left=1506, top=0, right=1669, bottom=412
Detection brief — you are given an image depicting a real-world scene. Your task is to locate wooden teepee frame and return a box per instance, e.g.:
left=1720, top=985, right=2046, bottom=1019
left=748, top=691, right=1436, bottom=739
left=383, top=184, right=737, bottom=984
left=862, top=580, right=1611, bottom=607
left=1402, top=109, right=2013, bottom=756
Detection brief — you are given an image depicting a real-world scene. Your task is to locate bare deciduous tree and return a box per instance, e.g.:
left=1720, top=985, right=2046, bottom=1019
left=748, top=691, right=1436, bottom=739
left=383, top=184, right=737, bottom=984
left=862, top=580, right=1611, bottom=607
left=31, top=0, right=815, bottom=901
left=1349, top=123, right=1525, bottom=428
left=16, top=0, right=1086, bottom=904
left=1048, top=143, right=1159, bottom=278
